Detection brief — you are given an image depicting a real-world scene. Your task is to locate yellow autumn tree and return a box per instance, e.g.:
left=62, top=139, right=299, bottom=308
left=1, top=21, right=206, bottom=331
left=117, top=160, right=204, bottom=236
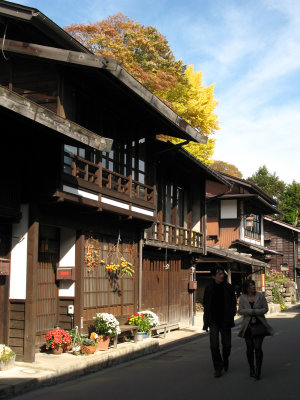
left=65, top=16, right=219, bottom=164
left=164, top=65, right=219, bottom=164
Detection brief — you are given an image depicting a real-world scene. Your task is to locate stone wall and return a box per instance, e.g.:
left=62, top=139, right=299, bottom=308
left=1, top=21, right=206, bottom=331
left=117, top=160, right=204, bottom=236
left=265, top=280, right=297, bottom=304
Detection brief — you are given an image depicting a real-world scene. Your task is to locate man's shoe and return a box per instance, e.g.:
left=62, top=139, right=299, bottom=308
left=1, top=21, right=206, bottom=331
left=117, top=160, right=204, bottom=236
left=214, top=369, right=222, bottom=378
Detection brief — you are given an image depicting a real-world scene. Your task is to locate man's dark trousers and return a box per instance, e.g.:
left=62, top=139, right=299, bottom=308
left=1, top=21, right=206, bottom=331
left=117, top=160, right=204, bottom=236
left=209, top=320, right=232, bottom=371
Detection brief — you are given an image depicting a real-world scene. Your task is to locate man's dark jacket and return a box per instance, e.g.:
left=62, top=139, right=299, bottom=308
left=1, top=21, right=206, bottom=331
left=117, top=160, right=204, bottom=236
left=203, top=280, right=237, bottom=330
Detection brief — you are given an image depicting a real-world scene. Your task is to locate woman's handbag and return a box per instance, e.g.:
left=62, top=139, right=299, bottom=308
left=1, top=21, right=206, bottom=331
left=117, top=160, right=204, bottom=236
left=249, top=322, right=269, bottom=337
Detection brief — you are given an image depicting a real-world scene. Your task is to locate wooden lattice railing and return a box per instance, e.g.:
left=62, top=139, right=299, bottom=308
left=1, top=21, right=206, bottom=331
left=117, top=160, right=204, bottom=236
left=63, top=152, right=154, bottom=204
left=144, top=222, right=204, bottom=249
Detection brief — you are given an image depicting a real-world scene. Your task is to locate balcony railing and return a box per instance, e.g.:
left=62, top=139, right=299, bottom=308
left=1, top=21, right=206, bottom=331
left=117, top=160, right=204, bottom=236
left=144, top=222, right=204, bottom=249
left=63, top=152, right=155, bottom=204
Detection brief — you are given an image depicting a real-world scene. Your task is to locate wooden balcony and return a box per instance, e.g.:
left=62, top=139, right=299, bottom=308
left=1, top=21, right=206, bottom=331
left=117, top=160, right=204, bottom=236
left=144, top=222, right=204, bottom=253
left=61, top=152, right=155, bottom=219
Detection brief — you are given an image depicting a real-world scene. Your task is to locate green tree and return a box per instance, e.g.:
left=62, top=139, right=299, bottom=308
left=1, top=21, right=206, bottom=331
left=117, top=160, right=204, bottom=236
left=65, top=15, right=219, bottom=163
left=210, top=160, right=243, bottom=178
left=247, top=165, right=285, bottom=201
left=281, top=181, right=300, bottom=226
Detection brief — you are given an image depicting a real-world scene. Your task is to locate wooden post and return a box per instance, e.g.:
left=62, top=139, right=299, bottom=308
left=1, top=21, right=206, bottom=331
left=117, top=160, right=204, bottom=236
left=95, top=162, right=102, bottom=188
left=24, top=214, right=39, bottom=363
left=74, top=233, right=84, bottom=334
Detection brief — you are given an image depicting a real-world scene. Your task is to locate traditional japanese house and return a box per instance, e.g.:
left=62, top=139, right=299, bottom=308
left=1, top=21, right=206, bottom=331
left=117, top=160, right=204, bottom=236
left=195, top=173, right=281, bottom=303
left=142, top=143, right=230, bottom=327
left=263, top=216, right=300, bottom=288
left=0, top=1, right=215, bottom=361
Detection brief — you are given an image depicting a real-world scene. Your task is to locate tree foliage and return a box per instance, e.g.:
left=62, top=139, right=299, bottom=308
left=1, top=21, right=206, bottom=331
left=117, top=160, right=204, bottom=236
left=247, top=165, right=285, bottom=201
left=210, top=160, right=243, bottom=178
left=280, top=181, right=300, bottom=226
left=65, top=13, right=186, bottom=94
left=65, top=15, right=219, bottom=163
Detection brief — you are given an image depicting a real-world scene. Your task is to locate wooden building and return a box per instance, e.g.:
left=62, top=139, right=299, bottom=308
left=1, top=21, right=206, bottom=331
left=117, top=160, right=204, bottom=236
left=0, top=1, right=224, bottom=361
left=195, top=173, right=281, bottom=303
left=264, top=216, right=300, bottom=285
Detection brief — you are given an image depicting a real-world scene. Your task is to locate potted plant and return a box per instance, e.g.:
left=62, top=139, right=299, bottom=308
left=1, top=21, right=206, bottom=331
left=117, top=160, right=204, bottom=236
left=128, top=313, right=151, bottom=340
left=0, top=345, right=16, bottom=371
left=93, top=313, right=121, bottom=350
left=139, top=310, right=159, bottom=328
left=81, top=338, right=98, bottom=355
left=45, top=328, right=72, bottom=355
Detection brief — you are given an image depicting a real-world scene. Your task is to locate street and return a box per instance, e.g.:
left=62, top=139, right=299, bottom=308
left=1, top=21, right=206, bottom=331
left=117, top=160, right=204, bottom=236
left=13, top=307, right=300, bottom=400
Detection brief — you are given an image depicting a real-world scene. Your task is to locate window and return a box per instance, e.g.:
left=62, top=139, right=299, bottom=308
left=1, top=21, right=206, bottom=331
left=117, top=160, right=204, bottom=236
left=244, top=214, right=261, bottom=239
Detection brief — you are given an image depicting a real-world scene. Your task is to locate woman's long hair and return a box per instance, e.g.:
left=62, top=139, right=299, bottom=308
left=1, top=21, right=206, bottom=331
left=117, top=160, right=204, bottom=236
left=242, top=279, right=256, bottom=294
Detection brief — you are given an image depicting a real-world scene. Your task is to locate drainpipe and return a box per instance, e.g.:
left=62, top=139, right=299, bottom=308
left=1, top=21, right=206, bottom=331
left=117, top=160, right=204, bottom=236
left=138, top=236, right=143, bottom=310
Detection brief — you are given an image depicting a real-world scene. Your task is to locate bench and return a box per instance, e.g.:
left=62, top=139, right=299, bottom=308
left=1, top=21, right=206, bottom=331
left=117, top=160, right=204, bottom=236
left=113, top=324, right=139, bottom=348
left=150, top=323, right=168, bottom=338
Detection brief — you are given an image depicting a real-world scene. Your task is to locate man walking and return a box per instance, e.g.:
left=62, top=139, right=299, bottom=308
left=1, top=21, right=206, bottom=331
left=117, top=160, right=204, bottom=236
left=203, top=266, right=237, bottom=377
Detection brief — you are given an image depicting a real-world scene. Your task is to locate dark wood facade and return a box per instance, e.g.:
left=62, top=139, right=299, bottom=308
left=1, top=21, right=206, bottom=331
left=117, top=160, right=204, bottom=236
left=264, top=217, right=300, bottom=281
left=0, top=1, right=216, bottom=362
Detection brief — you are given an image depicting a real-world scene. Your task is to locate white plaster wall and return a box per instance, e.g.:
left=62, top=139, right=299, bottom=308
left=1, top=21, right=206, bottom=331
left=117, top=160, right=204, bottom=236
left=220, top=200, right=237, bottom=219
left=10, top=204, right=28, bottom=300
left=59, top=228, right=76, bottom=297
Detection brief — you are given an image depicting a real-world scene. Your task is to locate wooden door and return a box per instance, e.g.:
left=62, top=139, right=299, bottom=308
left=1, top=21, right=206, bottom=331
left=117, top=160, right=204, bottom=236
left=142, top=253, right=190, bottom=325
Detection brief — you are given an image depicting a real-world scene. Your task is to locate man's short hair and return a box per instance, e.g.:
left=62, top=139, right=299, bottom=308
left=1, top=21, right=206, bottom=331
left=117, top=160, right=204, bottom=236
left=211, top=265, right=225, bottom=276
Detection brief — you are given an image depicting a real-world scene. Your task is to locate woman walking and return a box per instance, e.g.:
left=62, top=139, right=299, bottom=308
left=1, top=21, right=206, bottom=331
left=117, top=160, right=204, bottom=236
left=238, top=279, right=274, bottom=379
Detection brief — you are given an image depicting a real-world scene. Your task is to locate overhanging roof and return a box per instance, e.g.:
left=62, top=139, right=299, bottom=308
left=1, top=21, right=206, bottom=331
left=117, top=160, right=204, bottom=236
left=231, top=239, right=283, bottom=256
left=178, top=148, right=231, bottom=187
left=0, top=0, right=89, bottom=53
left=0, top=85, right=113, bottom=151
left=205, top=245, right=268, bottom=268
left=0, top=38, right=207, bottom=145
left=264, top=216, right=300, bottom=233
left=220, top=172, right=277, bottom=206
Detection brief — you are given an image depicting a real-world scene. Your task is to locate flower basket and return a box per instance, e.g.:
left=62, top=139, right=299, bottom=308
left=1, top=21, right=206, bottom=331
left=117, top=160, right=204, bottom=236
left=81, top=345, right=97, bottom=355
left=0, top=356, right=15, bottom=371
left=96, top=336, right=110, bottom=351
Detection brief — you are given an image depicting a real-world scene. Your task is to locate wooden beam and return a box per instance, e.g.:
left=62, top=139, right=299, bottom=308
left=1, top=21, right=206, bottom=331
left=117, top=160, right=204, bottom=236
left=24, top=214, right=39, bottom=362
left=0, top=85, right=113, bottom=152
left=0, top=38, right=118, bottom=71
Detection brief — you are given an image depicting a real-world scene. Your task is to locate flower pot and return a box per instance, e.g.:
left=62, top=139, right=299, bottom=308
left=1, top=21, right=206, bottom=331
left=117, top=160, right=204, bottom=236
left=137, top=332, right=145, bottom=341
left=52, top=347, right=63, bottom=355
left=96, top=336, right=110, bottom=351
left=143, top=332, right=149, bottom=339
left=82, top=345, right=97, bottom=355
left=0, top=356, right=15, bottom=371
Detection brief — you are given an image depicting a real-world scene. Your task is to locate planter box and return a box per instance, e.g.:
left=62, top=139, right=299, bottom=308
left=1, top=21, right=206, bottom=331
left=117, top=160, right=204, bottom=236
left=0, top=356, right=15, bottom=371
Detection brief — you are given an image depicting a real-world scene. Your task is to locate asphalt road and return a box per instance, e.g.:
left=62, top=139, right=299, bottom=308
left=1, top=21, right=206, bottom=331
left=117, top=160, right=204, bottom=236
left=13, top=307, right=300, bottom=400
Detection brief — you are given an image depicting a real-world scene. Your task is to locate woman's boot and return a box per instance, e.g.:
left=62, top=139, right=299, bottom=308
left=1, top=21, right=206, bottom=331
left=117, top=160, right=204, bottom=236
left=246, top=350, right=255, bottom=377
left=255, top=351, right=263, bottom=380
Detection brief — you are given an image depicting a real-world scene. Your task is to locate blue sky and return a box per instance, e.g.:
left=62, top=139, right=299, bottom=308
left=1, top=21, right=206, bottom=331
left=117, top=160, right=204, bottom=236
left=16, top=0, right=300, bottom=183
